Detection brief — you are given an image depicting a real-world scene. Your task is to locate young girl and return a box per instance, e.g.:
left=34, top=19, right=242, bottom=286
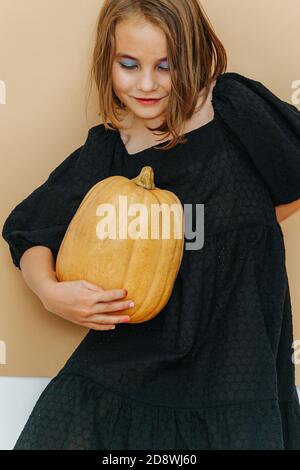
left=2, top=0, right=300, bottom=450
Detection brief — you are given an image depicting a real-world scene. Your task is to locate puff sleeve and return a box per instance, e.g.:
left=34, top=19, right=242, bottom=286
left=213, top=72, right=300, bottom=206
left=2, top=131, right=98, bottom=269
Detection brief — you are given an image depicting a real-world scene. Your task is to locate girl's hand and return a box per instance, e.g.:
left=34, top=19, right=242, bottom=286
left=40, top=279, right=134, bottom=330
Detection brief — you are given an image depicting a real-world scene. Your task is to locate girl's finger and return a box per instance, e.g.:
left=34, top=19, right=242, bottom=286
left=91, top=289, right=127, bottom=303
left=84, top=312, right=131, bottom=323
left=83, top=322, right=116, bottom=330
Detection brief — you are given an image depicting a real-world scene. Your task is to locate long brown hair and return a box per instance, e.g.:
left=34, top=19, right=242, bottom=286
left=86, top=0, right=227, bottom=151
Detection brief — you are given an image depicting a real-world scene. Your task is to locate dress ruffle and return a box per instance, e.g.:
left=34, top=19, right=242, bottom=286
left=278, top=395, right=300, bottom=450
left=13, top=373, right=300, bottom=450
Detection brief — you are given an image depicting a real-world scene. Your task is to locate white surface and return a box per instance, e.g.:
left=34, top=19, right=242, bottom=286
left=0, top=376, right=51, bottom=450
left=0, top=376, right=300, bottom=450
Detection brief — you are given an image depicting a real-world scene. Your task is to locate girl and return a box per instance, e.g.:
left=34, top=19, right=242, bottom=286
left=2, top=0, right=300, bottom=450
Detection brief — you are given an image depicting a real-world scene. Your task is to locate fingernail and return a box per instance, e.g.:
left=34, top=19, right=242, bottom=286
left=123, top=316, right=131, bottom=322
left=110, top=326, right=116, bottom=329
left=129, top=301, right=134, bottom=307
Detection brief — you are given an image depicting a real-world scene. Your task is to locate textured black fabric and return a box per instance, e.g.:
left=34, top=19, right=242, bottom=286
left=2, top=72, right=300, bottom=450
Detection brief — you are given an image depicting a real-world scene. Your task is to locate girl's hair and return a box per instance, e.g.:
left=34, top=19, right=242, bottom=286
left=86, top=0, right=227, bottom=151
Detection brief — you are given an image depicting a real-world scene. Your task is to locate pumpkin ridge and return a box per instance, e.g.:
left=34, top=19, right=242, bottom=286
left=119, top=188, right=142, bottom=309
left=139, top=189, right=166, bottom=321
left=130, top=189, right=163, bottom=321
left=142, top=190, right=184, bottom=321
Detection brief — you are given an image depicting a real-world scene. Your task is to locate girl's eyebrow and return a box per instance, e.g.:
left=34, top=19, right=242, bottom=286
left=115, top=53, right=168, bottom=62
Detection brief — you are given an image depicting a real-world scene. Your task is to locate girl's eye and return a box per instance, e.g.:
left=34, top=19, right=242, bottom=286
left=119, top=62, right=169, bottom=72
left=159, top=65, right=170, bottom=72
left=119, top=63, right=138, bottom=70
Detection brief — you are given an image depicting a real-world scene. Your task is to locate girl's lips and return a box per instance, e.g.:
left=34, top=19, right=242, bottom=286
left=134, top=97, right=162, bottom=105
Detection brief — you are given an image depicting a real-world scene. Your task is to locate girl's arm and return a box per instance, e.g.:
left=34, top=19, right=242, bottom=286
left=18, top=246, right=133, bottom=330
left=19, top=246, right=58, bottom=306
left=275, top=198, right=300, bottom=223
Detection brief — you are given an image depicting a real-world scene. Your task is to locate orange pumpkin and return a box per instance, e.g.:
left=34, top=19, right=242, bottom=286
left=55, top=166, right=184, bottom=323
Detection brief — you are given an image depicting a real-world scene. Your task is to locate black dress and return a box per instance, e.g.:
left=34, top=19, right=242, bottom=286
left=3, top=72, right=300, bottom=450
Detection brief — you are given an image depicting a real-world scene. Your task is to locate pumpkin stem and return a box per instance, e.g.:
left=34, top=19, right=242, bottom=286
left=131, top=166, right=156, bottom=189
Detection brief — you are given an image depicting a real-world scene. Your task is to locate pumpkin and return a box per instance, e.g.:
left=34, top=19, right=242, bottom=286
left=55, top=166, right=184, bottom=323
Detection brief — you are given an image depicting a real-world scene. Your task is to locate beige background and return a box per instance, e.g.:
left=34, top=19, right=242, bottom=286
left=0, top=0, right=299, bottom=383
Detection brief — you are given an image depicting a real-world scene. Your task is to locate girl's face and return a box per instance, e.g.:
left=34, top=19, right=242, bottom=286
left=112, top=17, right=172, bottom=127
